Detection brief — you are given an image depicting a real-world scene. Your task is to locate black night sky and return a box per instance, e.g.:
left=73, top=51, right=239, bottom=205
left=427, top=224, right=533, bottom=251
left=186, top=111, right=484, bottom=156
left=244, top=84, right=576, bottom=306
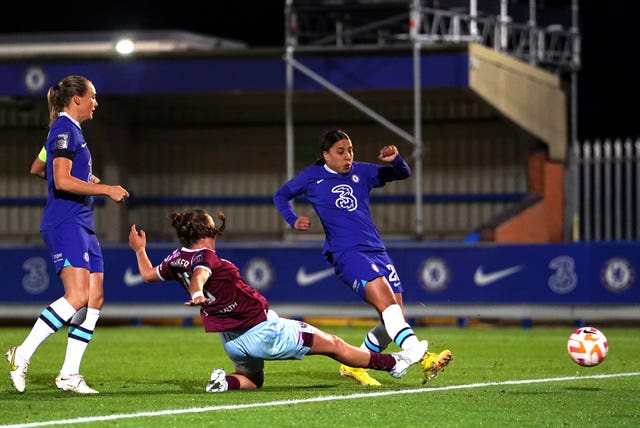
left=1, top=1, right=637, bottom=141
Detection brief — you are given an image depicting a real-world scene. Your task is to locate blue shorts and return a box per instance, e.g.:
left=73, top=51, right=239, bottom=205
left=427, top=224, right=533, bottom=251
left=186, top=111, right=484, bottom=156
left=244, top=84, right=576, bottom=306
left=331, top=249, right=403, bottom=300
left=219, top=310, right=315, bottom=373
left=41, top=223, right=103, bottom=274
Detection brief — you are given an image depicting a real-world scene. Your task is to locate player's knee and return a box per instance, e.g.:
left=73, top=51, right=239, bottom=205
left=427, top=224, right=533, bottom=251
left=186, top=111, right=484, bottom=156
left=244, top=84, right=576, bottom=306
left=248, top=371, right=264, bottom=388
left=320, top=332, right=340, bottom=347
left=329, top=334, right=351, bottom=354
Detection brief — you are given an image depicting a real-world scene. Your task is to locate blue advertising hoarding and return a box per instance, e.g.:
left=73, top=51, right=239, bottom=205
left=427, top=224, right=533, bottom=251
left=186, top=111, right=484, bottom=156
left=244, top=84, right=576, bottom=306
left=1, top=242, right=638, bottom=307
left=0, top=53, right=468, bottom=97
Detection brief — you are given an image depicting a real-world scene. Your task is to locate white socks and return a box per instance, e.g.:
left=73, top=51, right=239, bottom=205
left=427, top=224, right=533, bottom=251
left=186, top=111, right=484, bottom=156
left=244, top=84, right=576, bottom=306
left=60, top=308, right=101, bottom=376
left=380, top=304, right=420, bottom=350
left=17, top=297, right=76, bottom=361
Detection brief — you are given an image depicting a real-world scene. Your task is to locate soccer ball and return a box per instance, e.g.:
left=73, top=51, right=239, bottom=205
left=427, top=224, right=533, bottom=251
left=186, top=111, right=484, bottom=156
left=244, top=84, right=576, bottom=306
left=567, top=326, right=608, bottom=367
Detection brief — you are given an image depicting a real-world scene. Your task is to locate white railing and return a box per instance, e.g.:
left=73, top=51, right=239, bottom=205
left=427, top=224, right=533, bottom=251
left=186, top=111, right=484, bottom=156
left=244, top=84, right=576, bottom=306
left=568, top=138, right=640, bottom=241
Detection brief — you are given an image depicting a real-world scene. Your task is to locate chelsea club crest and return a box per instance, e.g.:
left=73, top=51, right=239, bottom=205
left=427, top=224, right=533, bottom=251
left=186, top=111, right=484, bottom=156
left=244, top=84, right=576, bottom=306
left=418, top=257, right=450, bottom=292
left=600, top=257, right=635, bottom=293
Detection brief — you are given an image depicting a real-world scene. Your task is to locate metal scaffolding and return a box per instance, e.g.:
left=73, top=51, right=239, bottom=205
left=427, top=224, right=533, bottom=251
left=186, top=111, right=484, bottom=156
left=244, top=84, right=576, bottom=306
left=283, top=0, right=580, bottom=239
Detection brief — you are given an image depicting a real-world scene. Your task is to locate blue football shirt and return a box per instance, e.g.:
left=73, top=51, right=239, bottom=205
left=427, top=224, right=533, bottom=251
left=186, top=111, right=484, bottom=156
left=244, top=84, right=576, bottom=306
left=273, top=155, right=410, bottom=256
left=40, top=114, right=95, bottom=232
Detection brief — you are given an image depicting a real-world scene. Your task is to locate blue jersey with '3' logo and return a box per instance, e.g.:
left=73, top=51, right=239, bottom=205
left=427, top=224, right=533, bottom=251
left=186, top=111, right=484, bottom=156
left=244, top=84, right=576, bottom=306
left=273, top=155, right=410, bottom=257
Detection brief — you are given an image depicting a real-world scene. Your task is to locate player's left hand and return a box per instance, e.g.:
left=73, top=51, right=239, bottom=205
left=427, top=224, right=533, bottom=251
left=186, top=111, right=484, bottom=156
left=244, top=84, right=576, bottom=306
left=378, top=145, right=399, bottom=162
left=184, top=298, right=211, bottom=306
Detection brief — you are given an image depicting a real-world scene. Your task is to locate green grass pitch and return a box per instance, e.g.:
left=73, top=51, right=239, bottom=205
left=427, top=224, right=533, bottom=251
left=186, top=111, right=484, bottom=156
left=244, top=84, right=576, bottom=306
left=1, top=324, right=639, bottom=427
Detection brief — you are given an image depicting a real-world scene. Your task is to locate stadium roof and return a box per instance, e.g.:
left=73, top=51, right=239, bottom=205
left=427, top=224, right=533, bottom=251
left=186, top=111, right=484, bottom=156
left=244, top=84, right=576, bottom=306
left=0, top=30, right=247, bottom=59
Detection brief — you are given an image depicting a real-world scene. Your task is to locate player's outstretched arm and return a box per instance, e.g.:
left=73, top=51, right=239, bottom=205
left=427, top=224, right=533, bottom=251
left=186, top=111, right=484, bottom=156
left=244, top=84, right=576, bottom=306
left=128, top=224, right=159, bottom=283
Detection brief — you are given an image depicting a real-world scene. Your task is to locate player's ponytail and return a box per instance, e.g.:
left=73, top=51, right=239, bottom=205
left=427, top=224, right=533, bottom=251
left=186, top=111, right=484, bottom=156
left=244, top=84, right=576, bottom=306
left=170, top=209, right=226, bottom=246
left=47, top=75, right=90, bottom=127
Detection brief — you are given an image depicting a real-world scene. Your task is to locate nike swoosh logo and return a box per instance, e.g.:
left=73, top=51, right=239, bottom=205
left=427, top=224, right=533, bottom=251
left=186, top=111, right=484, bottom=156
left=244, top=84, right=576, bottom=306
left=123, top=267, right=144, bottom=286
left=9, top=350, right=18, bottom=371
left=296, top=267, right=334, bottom=286
left=474, top=265, right=523, bottom=286
left=316, top=179, right=324, bottom=184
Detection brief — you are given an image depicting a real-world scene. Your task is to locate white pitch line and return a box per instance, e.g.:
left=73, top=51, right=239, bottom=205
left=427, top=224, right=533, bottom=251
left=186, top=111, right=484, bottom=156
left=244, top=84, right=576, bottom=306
left=2, top=372, right=639, bottom=428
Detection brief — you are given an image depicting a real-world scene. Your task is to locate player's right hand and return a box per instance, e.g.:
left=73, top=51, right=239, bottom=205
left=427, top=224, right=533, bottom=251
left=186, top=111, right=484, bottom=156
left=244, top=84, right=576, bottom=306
left=294, top=215, right=311, bottom=231
left=108, top=185, right=129, bottom=203
left=129, top=224, right=146, bottom=252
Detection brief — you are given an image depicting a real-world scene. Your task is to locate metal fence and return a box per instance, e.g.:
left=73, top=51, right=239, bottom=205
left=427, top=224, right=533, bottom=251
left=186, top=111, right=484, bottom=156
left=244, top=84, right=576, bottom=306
left=568, top=138, right=640, bottom=241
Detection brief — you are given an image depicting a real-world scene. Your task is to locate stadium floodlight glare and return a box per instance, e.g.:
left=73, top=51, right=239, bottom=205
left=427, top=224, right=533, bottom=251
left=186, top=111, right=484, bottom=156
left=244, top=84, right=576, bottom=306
left=115, top=38, right=135, bottom=55
left=0, top=30, right=247, bottom=59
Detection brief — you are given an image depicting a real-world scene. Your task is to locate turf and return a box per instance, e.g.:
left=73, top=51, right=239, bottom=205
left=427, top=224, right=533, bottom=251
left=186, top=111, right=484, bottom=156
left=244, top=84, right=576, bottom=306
left=1, top=325, right=639, bottom=427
